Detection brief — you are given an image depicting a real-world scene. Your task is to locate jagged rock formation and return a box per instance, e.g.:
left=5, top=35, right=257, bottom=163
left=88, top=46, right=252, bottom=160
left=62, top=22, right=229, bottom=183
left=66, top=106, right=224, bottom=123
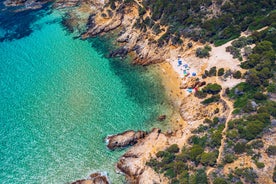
left=106, top=130, right=147, bottom=150
left=116, top=128, right=169, bottom=183
left=71, top=172, right=109, bottom=184
left=4, top=0, right=51, bottom=10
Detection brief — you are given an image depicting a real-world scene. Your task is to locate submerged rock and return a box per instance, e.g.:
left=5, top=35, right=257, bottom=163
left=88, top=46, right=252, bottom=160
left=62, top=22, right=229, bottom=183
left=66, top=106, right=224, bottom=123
left=71, top=172, right=109, bottom=184
left=157, top=115, right=166, bottom=121
left=106, top=130, right=147, bottom=150
left=109, top=47, right=129, bottom=58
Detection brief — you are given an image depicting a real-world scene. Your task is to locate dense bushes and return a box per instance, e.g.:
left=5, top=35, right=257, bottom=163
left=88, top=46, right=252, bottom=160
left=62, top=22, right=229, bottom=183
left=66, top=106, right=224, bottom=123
left=218, top=68, right=225, bottom=76
left=146, top=144, right=211, bottom=183
left=266, top=145, right=276, bottom=156
left=131, top=0, right=276, bottom=46
left=196, top=45, right=212, bottom=58
left=213, top=178, right=229, bottom=184
left=202, top=83, right=222, bottom=94
left=233, top=71, right=242, bottom=79
left=226, top=113, right=270, bottom=142
left=201, top=95, right=220, bottom=105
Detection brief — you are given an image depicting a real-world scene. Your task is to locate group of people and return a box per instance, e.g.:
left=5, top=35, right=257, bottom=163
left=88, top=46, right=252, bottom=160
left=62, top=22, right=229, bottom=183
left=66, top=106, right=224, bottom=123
left=177, top=56, right=197, bottom=93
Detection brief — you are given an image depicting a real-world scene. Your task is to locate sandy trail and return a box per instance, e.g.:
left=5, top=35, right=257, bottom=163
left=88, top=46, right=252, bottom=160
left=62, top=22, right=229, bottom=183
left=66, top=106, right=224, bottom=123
left=217, top=88, right=233, bottom=164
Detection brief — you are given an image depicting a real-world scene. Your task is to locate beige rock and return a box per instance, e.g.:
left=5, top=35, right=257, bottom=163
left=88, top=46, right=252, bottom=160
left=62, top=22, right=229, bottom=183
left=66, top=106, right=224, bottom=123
left=106, top=130, right=147, bottom=150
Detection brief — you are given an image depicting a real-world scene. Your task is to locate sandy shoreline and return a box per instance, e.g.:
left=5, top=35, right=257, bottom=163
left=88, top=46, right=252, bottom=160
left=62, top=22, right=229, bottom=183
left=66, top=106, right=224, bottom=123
left=149, top=62, right=187, bottom=130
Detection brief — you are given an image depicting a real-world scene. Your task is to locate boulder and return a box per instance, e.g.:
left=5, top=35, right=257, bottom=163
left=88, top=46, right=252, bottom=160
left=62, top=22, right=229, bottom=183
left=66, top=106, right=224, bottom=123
left=157, top=115, right=166, bottom=121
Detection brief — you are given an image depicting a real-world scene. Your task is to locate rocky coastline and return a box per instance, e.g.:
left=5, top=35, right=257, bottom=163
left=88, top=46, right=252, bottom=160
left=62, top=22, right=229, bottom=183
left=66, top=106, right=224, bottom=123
left=106, top=130, right=147, bottom=150
left=71, top=172, right=110, bottom=184
left=5, top=0, right=274, bottom=183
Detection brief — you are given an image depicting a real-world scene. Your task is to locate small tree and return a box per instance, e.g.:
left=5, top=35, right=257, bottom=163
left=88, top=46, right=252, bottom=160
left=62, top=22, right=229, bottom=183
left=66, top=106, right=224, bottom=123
left=200, top=152, right=217, bottom=166
left=166, top=144, right=180, bottom=153
left=233, top=71, right=242, bottom=79
left=266, top=145, right=276, bottom=156
left=218, top=68, right=225, bottom=76
left=213, top=177, right=229, bottom=184
left=202, top=83, right=222, bottom=94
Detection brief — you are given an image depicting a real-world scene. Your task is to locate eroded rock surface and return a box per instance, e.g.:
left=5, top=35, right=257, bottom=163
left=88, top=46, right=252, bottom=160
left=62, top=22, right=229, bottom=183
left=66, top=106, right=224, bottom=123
left=71, top=172, right=109, bottom=184
left=106, top=130, right=147, bottom=150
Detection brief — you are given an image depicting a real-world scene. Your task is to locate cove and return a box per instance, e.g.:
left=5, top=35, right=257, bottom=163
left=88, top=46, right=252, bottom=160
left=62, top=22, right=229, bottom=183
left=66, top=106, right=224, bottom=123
left=0, top=9, right=171, bottom=184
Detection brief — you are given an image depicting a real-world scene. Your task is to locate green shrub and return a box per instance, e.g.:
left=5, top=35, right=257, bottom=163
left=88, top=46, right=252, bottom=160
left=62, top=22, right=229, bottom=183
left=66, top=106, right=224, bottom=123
left=204, top=118, right=213, bottom=124
left=196, top=47, right=211, bottom=58
left=166, top=144, right=180, bottom=153
left=267, top=83, right=276, bottom=93
left=233, top=71, right=242, bottom=79
left=243, top=120, right=265, bottom=140
left=255, top=161, right=265, bottom=169
left=266, top=145, right=276, bottom=156
left=165, top=168, right=176, bottom=178
left=201, top=95, right=220, bottom=105
left=250, top=140, right=264, bottom=149
left=218, top=68, right=225, bottom=76
left=162, top=153, right=175, bottom=164
left=253, top=92, right=267, bottom=101
left=224, top=154, right=235, bottom=163
left=195, top=169, right=208, bottom=184
left=194, top=90, right=207, bottom=99
left=179, top=170, right=189, bottom=184
left=200, top=152, right=217, bottom=166
left=234, top=142, right=246, bottom=154
left=227, top=129, right=239, bottom=140
left=156, top=151, right=168, bottom=158
left=213, top=177, right=229, bottom=184
left=208, top=67, right=217, bottom=77
left=175, top=152, right=189, bottom=162
left=213, top=117, right=219, bottom=124
left=189, top=145, right=204, bottom=161
left=210, top=130, right=223, bottom=148
left=190, top=135, right=208, bottom=148
left=243, top=168, right=258, bottom=183
left=202, top=83, right=222, bottom=94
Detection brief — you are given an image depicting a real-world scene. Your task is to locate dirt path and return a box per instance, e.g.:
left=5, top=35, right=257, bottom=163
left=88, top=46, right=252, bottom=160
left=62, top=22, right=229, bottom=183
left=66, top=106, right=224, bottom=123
left=216, top=84, right=234, bottom=164
left=206, top=77, right=234, bottom=178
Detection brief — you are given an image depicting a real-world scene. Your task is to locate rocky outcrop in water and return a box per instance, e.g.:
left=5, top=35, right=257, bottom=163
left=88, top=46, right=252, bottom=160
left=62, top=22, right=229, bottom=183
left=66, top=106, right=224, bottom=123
left=82, top=12, right=123, bottom=38
left=4, top=0, right=51, bottom=10
left=53, top=0, right=80, bottom=9
left=106, top=130, right=147, bottom=150
left=71, top=172, right=109, bottom=184
left=4, top=0, right=27, bottom=6
left=109, top=46, right=128, bottom=58
left=116, top=128, right=173, bottom=184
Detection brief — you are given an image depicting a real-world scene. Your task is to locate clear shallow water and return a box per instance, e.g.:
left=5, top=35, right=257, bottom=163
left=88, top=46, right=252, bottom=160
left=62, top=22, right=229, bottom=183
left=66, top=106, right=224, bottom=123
left=0, top=5, right=171, bottom=184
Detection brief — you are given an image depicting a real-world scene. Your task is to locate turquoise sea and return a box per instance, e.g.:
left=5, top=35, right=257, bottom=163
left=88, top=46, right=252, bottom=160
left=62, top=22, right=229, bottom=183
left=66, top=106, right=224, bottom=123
left=0, top=4, right=171, bottom=184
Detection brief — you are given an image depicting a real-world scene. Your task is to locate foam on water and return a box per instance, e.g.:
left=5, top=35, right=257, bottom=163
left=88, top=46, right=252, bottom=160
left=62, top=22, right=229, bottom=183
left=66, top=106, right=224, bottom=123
left=0, top=9, right=171, bottom=184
